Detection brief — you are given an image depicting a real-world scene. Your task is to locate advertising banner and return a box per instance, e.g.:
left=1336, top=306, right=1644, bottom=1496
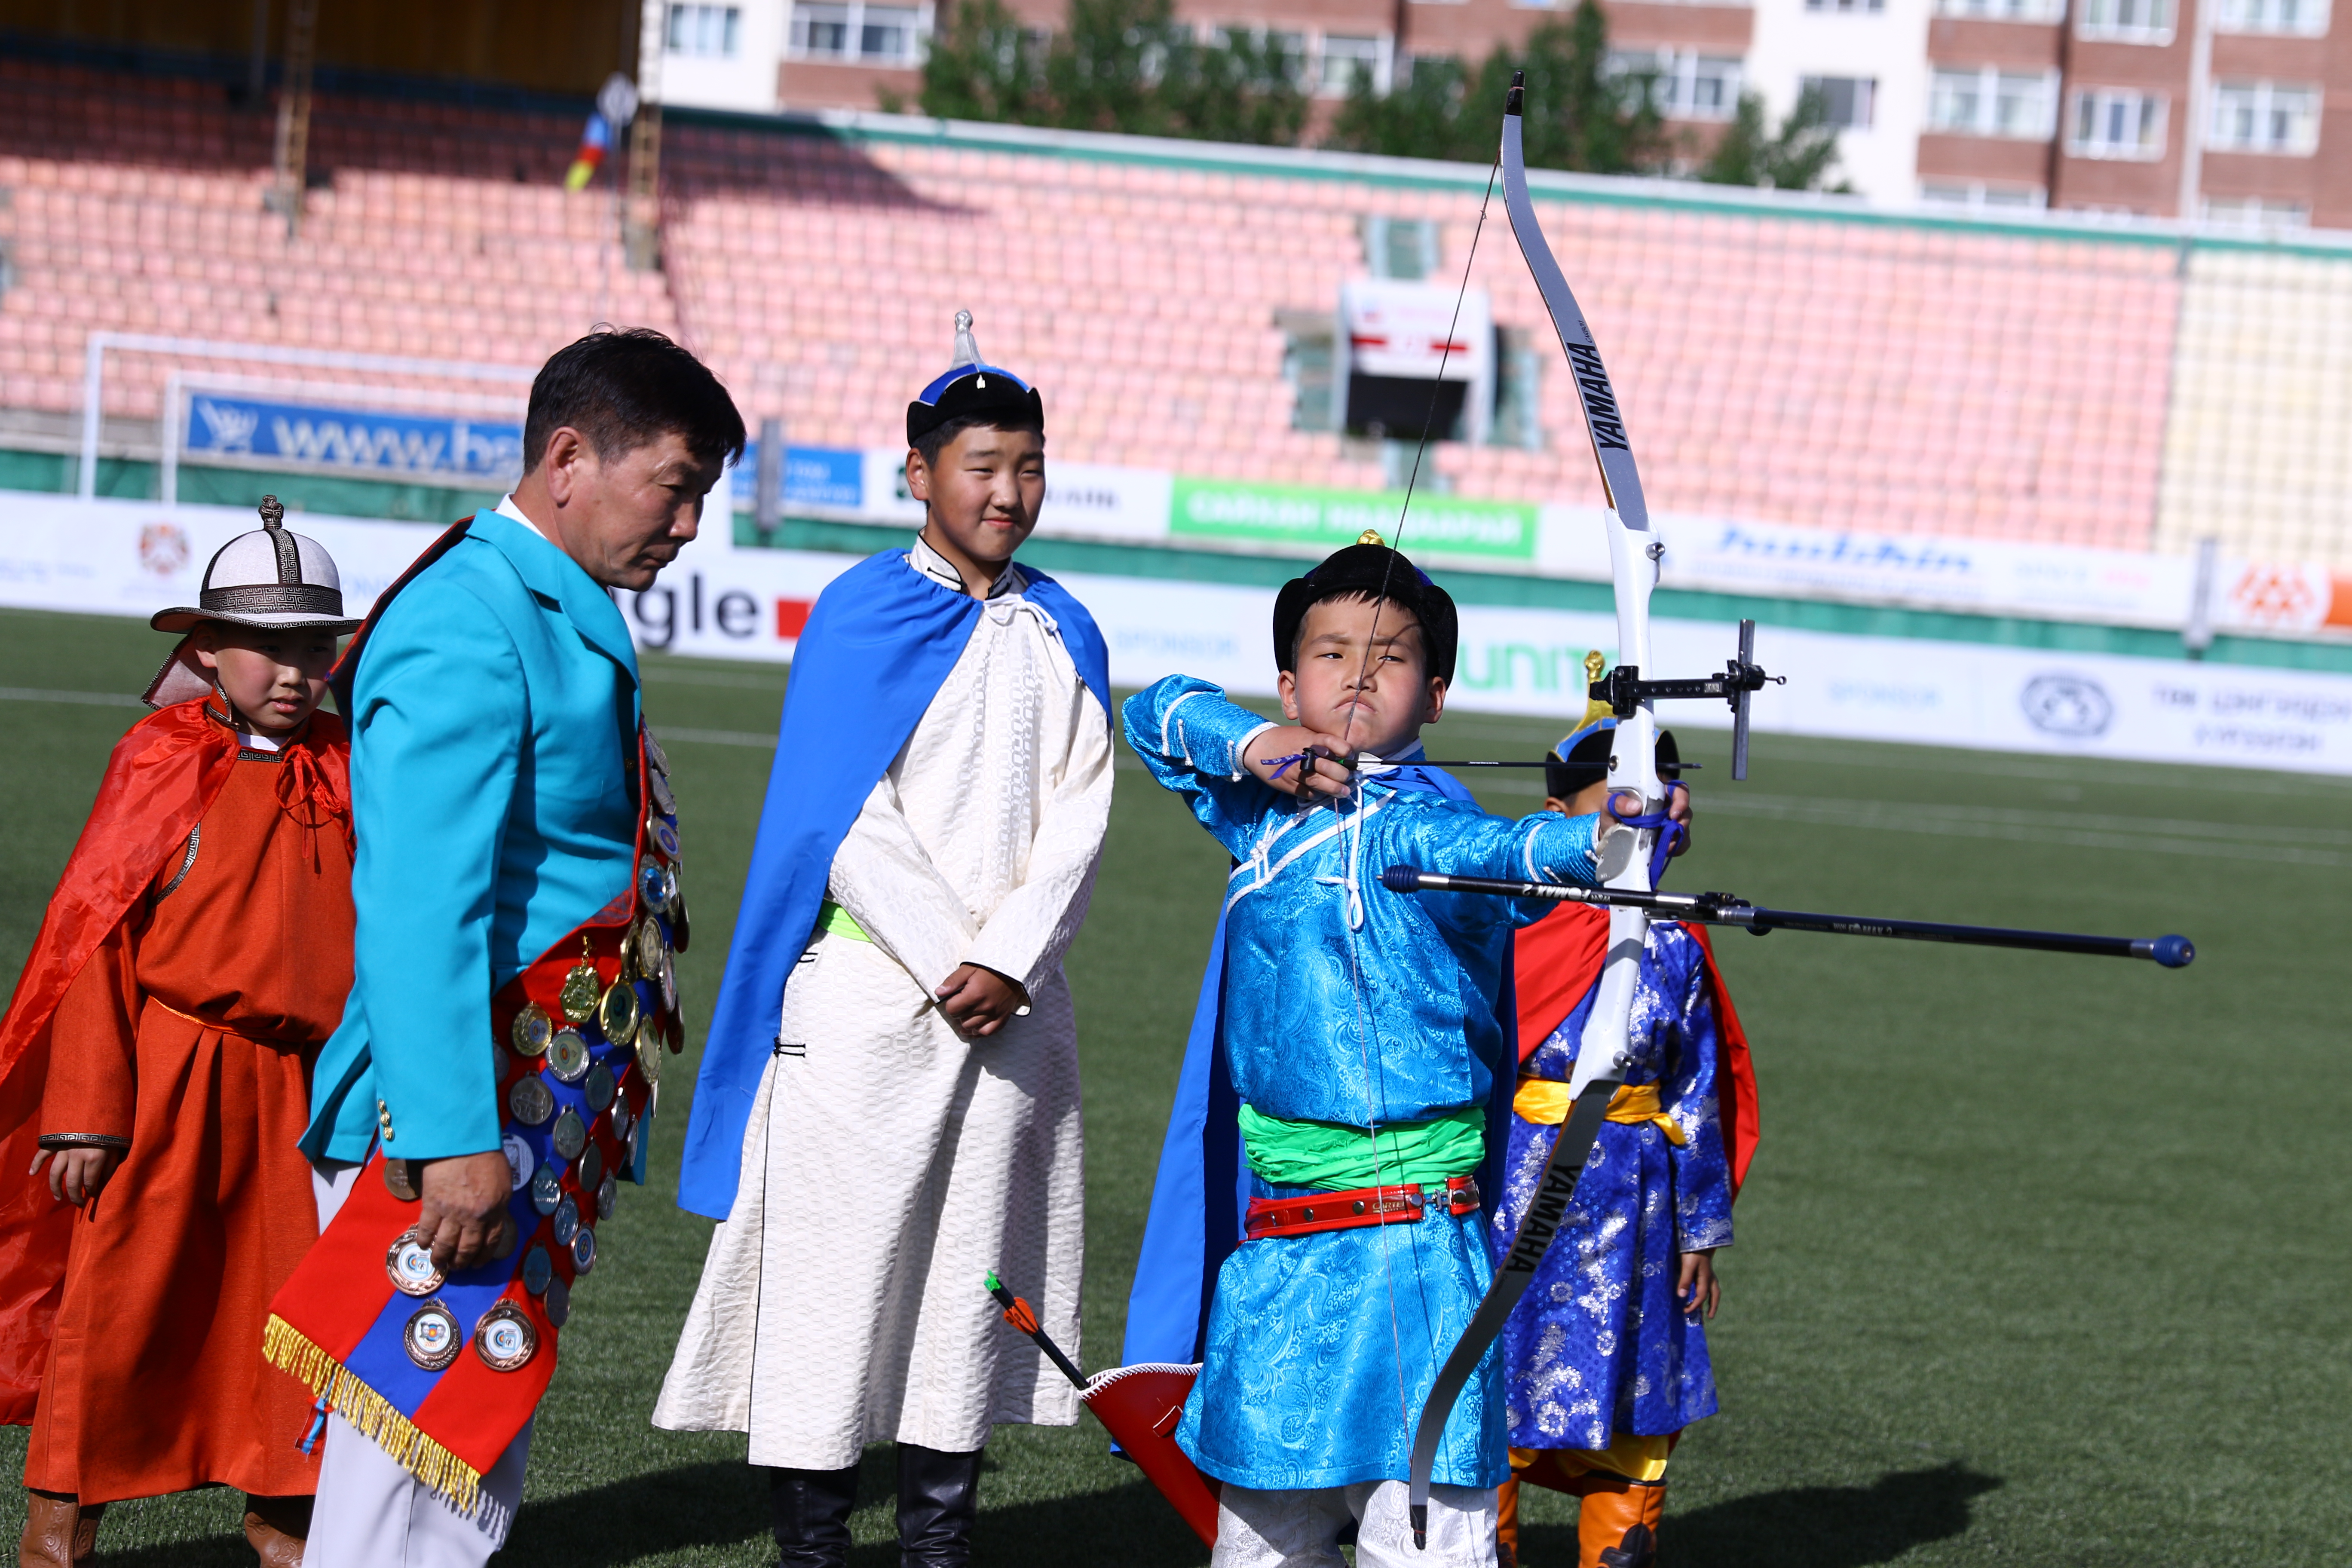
left=184, top=394, right=524, bottom=481
left=1169, top=478, right=1536, bottom=562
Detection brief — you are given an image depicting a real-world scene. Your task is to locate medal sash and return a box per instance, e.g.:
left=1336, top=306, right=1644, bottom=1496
left=263, top=724, right=687, bottom=1513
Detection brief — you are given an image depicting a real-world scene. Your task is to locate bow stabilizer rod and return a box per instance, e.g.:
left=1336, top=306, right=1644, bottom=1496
left=1381, top=866, right=2196, bottom=967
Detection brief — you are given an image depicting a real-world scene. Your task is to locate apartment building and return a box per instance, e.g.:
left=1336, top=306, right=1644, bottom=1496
left=656, top=0, right=2351, bottom=225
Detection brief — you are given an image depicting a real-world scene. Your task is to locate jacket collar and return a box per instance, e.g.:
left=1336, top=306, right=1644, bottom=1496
left=467, top=508, right=640, bottom=686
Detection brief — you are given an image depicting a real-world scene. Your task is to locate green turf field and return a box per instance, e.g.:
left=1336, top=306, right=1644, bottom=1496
left=0, top=604, right=2346, bottom=1566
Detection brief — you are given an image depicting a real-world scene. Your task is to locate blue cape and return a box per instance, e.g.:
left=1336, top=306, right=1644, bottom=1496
left=1121, top=763, right=1517, bottom=1367
left=675, top=548, right=1109, bottom=1220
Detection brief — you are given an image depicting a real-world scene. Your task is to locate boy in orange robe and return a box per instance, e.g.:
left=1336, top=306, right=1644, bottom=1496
left=0, top=503, right=361, bottom=1567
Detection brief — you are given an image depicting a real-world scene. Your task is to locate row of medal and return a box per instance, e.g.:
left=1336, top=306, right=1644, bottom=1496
left=383, top=727, right=688, bottom=1375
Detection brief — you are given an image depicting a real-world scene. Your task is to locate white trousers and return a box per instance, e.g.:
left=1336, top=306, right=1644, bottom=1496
left=304, top=1161, right=534, bottom=1568
left=1211, top=1481, right=1498, bottom=1568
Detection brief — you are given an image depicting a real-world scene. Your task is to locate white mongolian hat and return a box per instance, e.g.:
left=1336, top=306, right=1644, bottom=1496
left=150, top=496, right=363, bottom=635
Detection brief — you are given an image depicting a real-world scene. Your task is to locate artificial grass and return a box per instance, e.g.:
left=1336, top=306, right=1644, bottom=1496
left=0, top=606, right=2346, bottom=1565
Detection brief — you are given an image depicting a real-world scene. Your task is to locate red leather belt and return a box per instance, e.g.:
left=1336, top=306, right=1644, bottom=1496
left=1244, top=1175, right=1482, bottom=1240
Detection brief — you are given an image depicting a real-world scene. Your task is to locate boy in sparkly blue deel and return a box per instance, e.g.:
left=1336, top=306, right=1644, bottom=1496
left=1122, top=540, right=1615, bottom=1567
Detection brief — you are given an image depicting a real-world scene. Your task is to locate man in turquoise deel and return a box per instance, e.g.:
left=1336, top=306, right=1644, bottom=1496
left=298, top=328, right=743, bottom=1568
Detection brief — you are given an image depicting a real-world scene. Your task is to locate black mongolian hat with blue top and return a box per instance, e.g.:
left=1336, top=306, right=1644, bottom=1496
left=905, top=310, right=1045, bottom=447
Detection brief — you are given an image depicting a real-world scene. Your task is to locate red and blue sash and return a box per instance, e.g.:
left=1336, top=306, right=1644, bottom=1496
left=263, top=727, right=686, bottom=1512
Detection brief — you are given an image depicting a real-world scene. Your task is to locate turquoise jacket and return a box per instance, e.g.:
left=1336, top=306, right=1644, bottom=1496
left=303, top=510, right=642, bottom=1164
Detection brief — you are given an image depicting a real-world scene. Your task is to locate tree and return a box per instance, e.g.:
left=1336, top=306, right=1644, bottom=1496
left=1324, top=2, right=1669, bottom=177
left=902, top=0, right=1308, bottom=147
left=1696, top=86, right=1850, bottom=191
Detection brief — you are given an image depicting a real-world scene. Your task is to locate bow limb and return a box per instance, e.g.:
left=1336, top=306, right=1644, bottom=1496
left=1403, top=75, right=1656, bottom=1547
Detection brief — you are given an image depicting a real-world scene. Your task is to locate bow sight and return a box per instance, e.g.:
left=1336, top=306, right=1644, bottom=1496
left=1590, top=617, right=1782, bottom=780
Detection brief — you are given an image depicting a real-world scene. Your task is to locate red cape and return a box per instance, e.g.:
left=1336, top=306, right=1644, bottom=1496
left=0, top=702, right=349, bottom=1420
left=1512, top=903, right=1760, bottom=1198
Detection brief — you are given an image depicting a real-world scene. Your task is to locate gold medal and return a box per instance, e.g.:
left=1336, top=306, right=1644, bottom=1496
left=509, top=1002, right=553, bottom=1057
left=636, top=1034, right=663, bottom=1086
left=558, top=938, right=602, bottom=1023
left=598, top=980, right=640, bottom=1048
left=630, top=916, right=666, bottom=984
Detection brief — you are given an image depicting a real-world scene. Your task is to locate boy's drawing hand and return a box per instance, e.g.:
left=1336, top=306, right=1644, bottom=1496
left=31, top=1146, right=124, bottom=1207
left=937, top=963, right=1027, bottom=1038
left=1243, top=726, right=1355, bottom=803
left=418, top=1150, right=519, bottom=1273
left=1676, top=1249, right=1719, bottom=1319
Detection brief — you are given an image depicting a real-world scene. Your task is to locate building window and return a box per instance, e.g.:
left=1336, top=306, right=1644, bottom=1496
left=2078, top=0, right=2174, bottom=42
left=1489, top=327, right=1544, bottom=452
left=1320, top=35, right=1386, bottom=97
left=2201, top=195, right=2311, bottom=226
left=1922, top=180, right=2049, bottom=208
left=1928, top=67, right=2058, bottom=137
left=1806, top=0, right=1888, bottom=11
left=1933, top=0, right=2066, bottom=18
left=2207, top=81, right=2322, bottom=153
left=2068, top=87, right=2166, bottom=157
left=790, top=2, right=926, bottom=64
left=1801, top=75, right=1877, bottom=128
left=2217, top=0, right=2330, bottom=31
left=668, top=4, right=742, bottom=57
left=1609, top=49, right=1743, bottom=120
left=1278, top=311, right=1339, bottom=433
left=1362, top=217, right=1440, bottom=281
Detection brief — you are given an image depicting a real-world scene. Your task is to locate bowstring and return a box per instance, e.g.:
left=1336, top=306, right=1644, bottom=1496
left=1330, top=156, right=1500, bottom=1448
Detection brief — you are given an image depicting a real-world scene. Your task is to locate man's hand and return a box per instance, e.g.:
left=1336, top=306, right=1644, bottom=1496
left=1605, top=781, right=1696, bottom=858
left=1676, top=1249, right=1720, bottom=1320
left=31, top=1146, right=124, bottom=1207
left=1242, top=725, right=1355, bottom=804
left=936, top=964, right=1027, bottom=1039
left=416, top=1150, right=517, bottom=1274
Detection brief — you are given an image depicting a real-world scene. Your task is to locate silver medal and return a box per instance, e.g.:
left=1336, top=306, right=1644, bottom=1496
left=501, top=1132, right=534, bottom=1191
left=530, top=1163, right=562, bottom=1216
left=584, top=1062, right=616, bottom=1116
left=643, top=726, right=669, bottom=775
left=547, top=1028, right=590, bottom=1084
left=571, top=1225, right=597, bottom=1275
left=507, top=1075, right=554, bottom=1127
left=545, top=1275, right=571, bottom=1328
left=577, top=1139, right=604, bottom=1197
left=651, top=817, right=680, bottom=859
left=649, top=766, right=675, bottom=816
left=521, top=1244, right=553, bottom=1296
left=552, top=1107, right=588, bottom=1161
left=552, top=1195, right=580, bottom=1247
left=597, top=1171, right=618, bottom=1219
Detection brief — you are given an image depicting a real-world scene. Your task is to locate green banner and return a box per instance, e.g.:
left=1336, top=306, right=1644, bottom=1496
left=1169, top=477, right=1537, bottom=561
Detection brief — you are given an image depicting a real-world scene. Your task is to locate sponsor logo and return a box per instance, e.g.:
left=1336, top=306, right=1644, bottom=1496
left=1564, top=343, right=1629, bottom=452
left=136, top=523, right=190, bottom=577
left=2020, top=674, right=2114, bottom=738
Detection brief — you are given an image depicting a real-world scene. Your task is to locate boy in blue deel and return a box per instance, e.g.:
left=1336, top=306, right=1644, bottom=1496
left=1122, top=539, right=1663, bottom=1567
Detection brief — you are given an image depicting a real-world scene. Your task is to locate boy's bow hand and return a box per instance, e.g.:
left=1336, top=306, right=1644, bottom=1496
left=1602, top=781, right=1696, bottom=857
left=1676, top=1249, right=1720, bottom=1319
left=31, top=1146, right=124, bottom=1208
left=1243, top=726, right=1356, bottom=803
left=936, top=963, right=1028, bottom=1039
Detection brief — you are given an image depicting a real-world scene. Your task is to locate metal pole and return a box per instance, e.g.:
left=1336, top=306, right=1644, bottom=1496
left=625, top=0, right=666, bottom=273
left=78, top=334, right=104, bottom=500
left=755, top=416, right=782, bottom=540
left=162, top=371, right=183, bottom=507
left=2183, top=535, right=2219, bottom=658
left=270, top=0, right=319, bottom=237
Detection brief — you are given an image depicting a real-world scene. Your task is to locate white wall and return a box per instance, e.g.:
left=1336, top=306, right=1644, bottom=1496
left=1743, top=0, right=1932, bottom=203
left=658, top=0, right=790, bottom=113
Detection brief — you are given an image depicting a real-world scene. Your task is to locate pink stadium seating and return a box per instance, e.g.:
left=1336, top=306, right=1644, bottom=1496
left=0, top=55, right=2183, bottom=549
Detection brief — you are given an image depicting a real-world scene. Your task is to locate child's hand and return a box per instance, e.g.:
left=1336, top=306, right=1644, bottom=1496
left=936, top=963, right=1028, bottom=1039
left=31, top=1146, right=125, bottom=1207
left=1603, top=781, right=1696, bottom=857
left=1676, top=1249, right=1720, bottom=1319
left=1243, top=726, right=1356, bottom=804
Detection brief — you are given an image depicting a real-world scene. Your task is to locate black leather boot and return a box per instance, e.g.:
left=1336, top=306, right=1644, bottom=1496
left=769, top=1463, right=861, bottom=1568
left=896, top=1444, right=983, bottom=1568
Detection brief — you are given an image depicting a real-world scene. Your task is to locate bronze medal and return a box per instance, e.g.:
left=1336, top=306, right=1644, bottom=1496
left=530, top=1163, right=562, bottom=1216
left=544, top=1276, right=570, bottom=1329
left=403, top=1303, right=460, bottom=1371
left=598, top=981, right=640, bottom=1049
left=571, top=1225, right=597, bottom=1275
left=558, top=938, right=602, bottom=1023
left=552, top=1195, right=580, bottom=1247
left=521, top=1244, right=554, bottom=1296
left=386, top=1234, right=443, bottom=1297
left=472, top=1302, right=538, bottom=1372
left=577, top=1140, right=605, bottom=1197
left=597, top=1170, right=619, bottom=1221
left=508, top=1074, right=554, bottom=1127
left=510, top=1002, right=553, bottom=1058
left=552, top=1107, right=588, bottom=1161
left=547, top=1028, right=590, bottom=1084
left=584, top=1061, right=616, bottom=1116
left=382, top=1157, right=420, bottom=1203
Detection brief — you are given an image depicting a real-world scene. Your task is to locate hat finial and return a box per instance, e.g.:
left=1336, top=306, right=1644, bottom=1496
left=950, top=310, right=986, bottom=387
left=258, top=494, right=285, bottom=530
left=1357, top=529, right=1384, bottom=546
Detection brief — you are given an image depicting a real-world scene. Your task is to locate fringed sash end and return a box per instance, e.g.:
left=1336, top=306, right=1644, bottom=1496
left=263, top=1315, right=484, bottom=1516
